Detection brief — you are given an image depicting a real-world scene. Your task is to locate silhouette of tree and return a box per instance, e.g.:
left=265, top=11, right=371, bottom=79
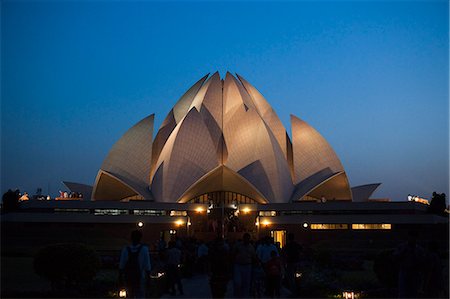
left=428, top=192, right=447, bottom=216
left=2, top=189, right=20, bottom=213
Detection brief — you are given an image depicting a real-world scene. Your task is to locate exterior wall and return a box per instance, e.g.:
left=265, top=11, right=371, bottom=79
left=257, top=223, right=449, bottom=252
left=3, top=217, right=447, bottom=258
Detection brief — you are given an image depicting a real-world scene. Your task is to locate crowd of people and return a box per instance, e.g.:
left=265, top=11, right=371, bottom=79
left=119, top=230, right=445, bottom=299
left=119, top=230, right=306, bottom=298
left=148, top=232, right=305, bottom=298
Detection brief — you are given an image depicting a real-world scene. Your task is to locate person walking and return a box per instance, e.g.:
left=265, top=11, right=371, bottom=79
left=281, top=233, right=302, bottom=296
left=256, top=236, right=279, bottom=266
left=265, top=250, right=282, bottom=298
left=197, top=240, right=209, bottom=274
left=209, top=237, right=231, bottom=298
left=166, top=240, right=184, bottom=296
left=119, top=230, right=151, bottom=299
left=233, top=233, right=257, bottom=298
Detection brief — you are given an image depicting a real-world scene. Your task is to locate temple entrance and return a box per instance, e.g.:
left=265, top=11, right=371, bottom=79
left=271, top=230, right=286, bottom=248
left=187, top=191, right=258, bottom=238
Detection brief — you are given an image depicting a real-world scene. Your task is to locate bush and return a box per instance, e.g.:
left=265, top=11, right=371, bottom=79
left=34, top=243, right=100, bottom=290
left=373, top=249, right=397, bottom=288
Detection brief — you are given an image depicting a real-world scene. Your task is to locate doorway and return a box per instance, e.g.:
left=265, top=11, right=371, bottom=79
left=271, top=230, right=286, bottom=248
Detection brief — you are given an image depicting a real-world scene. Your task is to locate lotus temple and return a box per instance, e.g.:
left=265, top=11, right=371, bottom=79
left=2, top=72, right=447, bottom=247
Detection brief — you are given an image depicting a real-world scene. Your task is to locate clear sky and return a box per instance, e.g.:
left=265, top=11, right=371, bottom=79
left=1, top=1, right=448, bottom=202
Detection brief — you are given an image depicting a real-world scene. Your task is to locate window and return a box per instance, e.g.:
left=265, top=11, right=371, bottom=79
left=259, top=211, right=277, bottom=217
left=54, top=208, right=90, bottom=214
left=310, top=224, right=348, bottom=230
left=170, top=210, right=187, bottom=217
left=352, top=224, right=392, bottom=230
left=94, top=209, right=128, bottom=216
left=271, top=230, right=286, bottom=248
left=133, top=210, right=166, bottom=216
left=281, top=210, right=312, bottom=215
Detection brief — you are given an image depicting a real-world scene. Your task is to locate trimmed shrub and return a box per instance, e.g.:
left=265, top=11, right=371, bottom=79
left=34, top=243, right=100, bottom=290
left=373, top=249, right=398, bottom=288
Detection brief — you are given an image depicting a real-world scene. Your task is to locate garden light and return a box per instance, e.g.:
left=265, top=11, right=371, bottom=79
left=150, top=272, right=165, bottom=279
left=119, top=288, right=127, bottom=298
left=342, top=291, right=360, bottom=299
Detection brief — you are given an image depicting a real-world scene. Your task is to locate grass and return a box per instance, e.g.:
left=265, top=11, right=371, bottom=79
left=1, top=256, right=51, bottom=293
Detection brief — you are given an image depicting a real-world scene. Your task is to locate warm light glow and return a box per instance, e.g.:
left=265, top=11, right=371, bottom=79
left=187, top=221, right=191, bottom=226
left=170, top=210, right=187, bottom=216
left=352, top=224, right=391, bottom=230
left=303, top=222, right=308, bottom=228
left=261, top=220, right=270, bottom=226
left=259, top=211, right=276, bottom=216
left=137, top=221, right=144, bottom=228
left=175, top=219, right=184, bottom=226
left=271, top=230, right=286, bottom=248
left=295, top=272, right=302, bottom=278
left=407, top=194, right=429, bottom=205
left=310, top=224, right=348, bottom=230
left=119, top=289, right=127, bottom=298
left=195, top=207, right=204, bottom=213
left=241, top=207, right=251, bottom=214
left=342, top=291, right=360, bottom=299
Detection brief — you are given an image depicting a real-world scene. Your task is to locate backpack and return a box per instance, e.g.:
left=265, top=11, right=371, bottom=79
left=124, top=245, right=142, bottom=285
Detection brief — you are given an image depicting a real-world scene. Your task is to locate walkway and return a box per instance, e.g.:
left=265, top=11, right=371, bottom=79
left=160, top=274, right=232, bottom=298
left=160, top=274, right=292, bottom=298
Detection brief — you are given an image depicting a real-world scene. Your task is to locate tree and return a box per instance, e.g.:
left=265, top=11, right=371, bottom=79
left=428, top=192, right=447, bottom=216
left=34, top=243, right=100, bottom=291
left=2, top=189, right=20, bottom=213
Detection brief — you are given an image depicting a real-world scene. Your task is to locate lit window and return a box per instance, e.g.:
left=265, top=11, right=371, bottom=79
left=352, top=224, right=392, bottom=230
left=259, top=211, right=276, bottom=217
left=170, top=210, right=187, bottom=216
left=133, top=210, right=166, bottom=216
left=310, top=224, right=348, bottom=230
left=94, top=209, right=128, bottom=216
left=270, top=230, right=286, bottom=248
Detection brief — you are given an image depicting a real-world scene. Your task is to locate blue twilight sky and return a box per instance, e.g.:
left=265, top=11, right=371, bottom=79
left=1, top=1, right=448, bottom=202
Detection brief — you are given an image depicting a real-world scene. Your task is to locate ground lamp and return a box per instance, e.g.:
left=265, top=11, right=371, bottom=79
left=119, top=288, right=127, bottom=298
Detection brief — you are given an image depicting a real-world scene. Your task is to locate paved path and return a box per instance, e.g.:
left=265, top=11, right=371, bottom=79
left=160, top=274, right=232, bottom=298
left=160, top=274, right=292, bottom=298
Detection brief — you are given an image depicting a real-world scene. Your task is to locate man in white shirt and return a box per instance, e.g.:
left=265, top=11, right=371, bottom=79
left=119, top=230, right=151, bottom=299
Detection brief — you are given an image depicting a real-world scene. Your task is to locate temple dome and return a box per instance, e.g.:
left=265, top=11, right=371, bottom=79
left=90, top=72, right=376, bottom=202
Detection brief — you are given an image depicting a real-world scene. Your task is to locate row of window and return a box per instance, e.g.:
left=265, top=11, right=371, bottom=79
left=55, top=208, right=180, bottom=216
left=310, top=223, right=392, bottom=230
left=188, top=191, right=257, bottom=204
left=263, top=210, right=415, bottom=216
left=52, top=209, right=390, bottom=229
